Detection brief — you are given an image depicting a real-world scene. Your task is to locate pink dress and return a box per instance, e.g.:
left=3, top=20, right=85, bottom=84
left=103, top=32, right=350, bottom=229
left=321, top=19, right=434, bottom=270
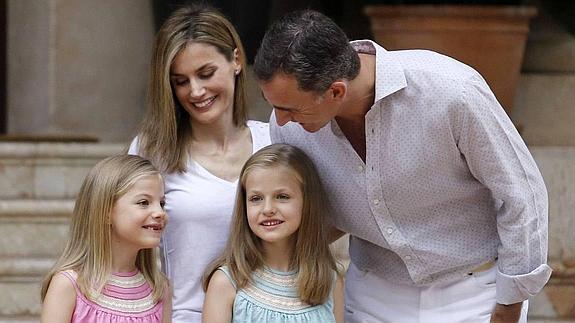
left=60, top=270, right=163, bottom=323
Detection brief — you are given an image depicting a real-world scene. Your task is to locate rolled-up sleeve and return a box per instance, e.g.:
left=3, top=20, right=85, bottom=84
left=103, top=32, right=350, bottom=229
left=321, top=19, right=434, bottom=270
left=457, top=77, right=552, bottom=304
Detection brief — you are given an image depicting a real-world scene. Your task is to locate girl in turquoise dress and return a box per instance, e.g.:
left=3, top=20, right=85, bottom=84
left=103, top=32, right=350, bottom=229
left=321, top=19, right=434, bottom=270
left=202, top=144, right=344, bottom=323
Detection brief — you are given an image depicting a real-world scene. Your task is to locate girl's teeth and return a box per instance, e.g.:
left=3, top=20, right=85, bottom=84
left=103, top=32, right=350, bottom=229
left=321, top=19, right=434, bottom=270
left=262, top=220, right=282, bottom=226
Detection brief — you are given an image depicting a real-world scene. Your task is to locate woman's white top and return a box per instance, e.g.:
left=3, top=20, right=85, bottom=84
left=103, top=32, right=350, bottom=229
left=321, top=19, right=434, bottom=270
left=129, top=120, right=270, bottom=323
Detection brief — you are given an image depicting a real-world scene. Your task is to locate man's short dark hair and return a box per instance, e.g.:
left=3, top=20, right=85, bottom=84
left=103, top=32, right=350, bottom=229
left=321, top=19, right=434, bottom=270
left=254, top=10, right=360, bottom=93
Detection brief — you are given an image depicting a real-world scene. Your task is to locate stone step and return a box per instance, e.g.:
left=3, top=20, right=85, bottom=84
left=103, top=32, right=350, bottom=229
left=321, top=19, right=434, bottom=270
left=0, top=257, right=48, bottom=318
left=0, top=248, right=58, bottom=317
left=0, top=200, right=72, bottom=257
left=0, top=317, right=39, bottom=323
left=0, top=277, right=43, bottom=317
left=0, top=142, right=123, bottom=199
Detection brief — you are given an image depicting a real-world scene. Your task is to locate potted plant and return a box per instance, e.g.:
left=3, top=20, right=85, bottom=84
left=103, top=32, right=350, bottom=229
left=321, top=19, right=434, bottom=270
left=363, top=0, right=537, bottom=116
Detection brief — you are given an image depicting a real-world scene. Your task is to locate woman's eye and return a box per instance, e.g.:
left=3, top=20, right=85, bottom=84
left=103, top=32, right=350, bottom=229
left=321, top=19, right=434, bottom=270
left=174, top=79, right=188, bottom=86
left=198, top=70, right=215, bottom=79
left=160, top=200, right=166, bottom=209
left=277, top=194, right=290, bottom=200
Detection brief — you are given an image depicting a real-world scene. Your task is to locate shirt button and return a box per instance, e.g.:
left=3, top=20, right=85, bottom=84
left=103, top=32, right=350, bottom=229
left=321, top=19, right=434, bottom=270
left=371, top=128, right=375, bottom=134
left=357, top=165, right=364, bottom=172
left=373, top=199, right=380, bottom=205
left=405, top=255, right=412, bottom=261
left=386, top=227, right=393, bottom=234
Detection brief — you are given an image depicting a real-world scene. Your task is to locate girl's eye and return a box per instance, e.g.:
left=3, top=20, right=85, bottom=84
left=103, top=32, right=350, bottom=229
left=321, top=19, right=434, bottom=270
left=160, top=200, right=166, bottom=209
left=277, top=194, right=290, bottom=200
left=137, top=200, right=150, bottom=206
left=248, top=195, right=262, bottom=203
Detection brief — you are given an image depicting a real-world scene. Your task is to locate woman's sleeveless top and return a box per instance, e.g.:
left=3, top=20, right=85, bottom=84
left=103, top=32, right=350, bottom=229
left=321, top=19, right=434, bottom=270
left=218, top=266, right=335, bottom=323
left=60, top=270, right=163, bottom=322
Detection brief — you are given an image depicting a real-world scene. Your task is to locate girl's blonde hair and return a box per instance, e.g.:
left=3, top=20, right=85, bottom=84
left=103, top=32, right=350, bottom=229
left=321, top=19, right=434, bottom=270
left=137, top=4, right=248, bottom=173
left=40, top=155, right=167, bottom=302
left=203, top=144, right=338, bottom=305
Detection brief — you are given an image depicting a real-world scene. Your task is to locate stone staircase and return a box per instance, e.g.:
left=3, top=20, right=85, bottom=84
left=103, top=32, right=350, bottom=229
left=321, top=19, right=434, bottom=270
left=0, top=142, right=124, bottom=322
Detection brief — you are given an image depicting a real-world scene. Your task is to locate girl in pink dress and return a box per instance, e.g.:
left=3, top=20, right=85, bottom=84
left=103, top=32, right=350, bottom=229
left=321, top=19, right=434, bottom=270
left=40, top=155, right=171, bottom=323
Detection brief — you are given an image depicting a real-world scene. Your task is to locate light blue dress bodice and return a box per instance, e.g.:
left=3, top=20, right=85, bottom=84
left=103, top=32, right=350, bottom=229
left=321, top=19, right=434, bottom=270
left=218, top=266, right=336, bottom=323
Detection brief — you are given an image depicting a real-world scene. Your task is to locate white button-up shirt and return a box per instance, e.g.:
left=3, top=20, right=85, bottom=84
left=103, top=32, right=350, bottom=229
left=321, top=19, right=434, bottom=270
left=270, top=40, right=551, bottom=304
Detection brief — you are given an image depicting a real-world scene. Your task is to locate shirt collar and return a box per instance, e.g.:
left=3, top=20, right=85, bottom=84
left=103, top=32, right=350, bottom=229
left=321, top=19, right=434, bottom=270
left=350, top=40, right=407, bottom=104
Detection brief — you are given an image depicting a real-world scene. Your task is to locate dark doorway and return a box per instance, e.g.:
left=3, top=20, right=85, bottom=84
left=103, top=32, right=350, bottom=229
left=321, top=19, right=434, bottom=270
left=152, top=0, right=373, bottom=64
left=0, top=0, right=6, bottom=134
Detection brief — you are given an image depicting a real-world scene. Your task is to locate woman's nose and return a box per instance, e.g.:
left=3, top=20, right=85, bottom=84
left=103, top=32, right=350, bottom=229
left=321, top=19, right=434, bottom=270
left=189, top=79, right=206, bottom=98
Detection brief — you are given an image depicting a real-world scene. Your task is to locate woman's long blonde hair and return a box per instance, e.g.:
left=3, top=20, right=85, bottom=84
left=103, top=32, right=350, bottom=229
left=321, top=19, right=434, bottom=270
left=203, top=144, right=338, bottom=305
left=40, top=155, right=167, bottom=302
left=137, top=4, right=248, bottom=173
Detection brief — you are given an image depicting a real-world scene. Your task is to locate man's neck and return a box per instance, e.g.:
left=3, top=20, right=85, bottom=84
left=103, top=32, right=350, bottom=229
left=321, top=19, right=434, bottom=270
left=337, top=53, right=376, bottom=123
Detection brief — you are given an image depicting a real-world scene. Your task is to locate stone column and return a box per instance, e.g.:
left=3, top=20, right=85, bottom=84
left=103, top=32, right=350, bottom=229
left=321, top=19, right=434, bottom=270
left=7, top=0, right=155, bottom=142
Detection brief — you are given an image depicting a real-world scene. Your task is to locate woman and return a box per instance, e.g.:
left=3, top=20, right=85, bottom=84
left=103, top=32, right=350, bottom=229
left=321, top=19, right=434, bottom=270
left=129, top=5, right=270, bottom=322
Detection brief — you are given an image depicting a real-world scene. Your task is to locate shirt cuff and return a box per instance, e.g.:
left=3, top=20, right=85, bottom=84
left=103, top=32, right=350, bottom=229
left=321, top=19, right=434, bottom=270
left=496, top=264, right=552, bottom=304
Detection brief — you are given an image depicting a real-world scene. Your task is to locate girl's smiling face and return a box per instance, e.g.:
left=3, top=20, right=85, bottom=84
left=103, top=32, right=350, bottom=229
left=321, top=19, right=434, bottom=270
left=110, top=174, right=167, bottom=253
left=245, top=165, right=303, bottom=249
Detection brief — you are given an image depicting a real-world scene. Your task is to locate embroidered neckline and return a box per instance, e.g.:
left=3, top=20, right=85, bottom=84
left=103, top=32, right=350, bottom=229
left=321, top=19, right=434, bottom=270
left=90, top=270, right=157, bottom=313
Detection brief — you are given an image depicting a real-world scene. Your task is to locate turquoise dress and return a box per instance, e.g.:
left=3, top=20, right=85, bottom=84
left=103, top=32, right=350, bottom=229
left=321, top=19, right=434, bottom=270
left=218, top=266, right=336, bottom=323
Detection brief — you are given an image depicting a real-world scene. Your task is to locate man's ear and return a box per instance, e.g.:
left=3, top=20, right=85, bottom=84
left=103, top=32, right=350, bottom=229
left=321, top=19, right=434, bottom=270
left=329, top=81, right=347, bottom=102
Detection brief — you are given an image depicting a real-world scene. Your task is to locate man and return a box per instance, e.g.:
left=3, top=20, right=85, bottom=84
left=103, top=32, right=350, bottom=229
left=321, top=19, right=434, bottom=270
left=253, top=9, right=551, bottom=323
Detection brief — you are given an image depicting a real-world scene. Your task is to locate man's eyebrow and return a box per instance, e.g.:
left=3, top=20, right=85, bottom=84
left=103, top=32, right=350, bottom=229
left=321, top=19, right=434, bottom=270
left=259, top=91, right=292, bottom=111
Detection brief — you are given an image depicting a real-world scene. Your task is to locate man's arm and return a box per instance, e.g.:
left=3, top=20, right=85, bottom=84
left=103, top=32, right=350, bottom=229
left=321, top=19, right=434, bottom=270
left=457, top=77, right=552, bottom=307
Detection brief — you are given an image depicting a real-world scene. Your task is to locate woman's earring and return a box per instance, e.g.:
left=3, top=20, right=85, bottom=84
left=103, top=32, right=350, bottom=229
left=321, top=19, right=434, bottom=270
left=235, top=69, right=240, bottom=75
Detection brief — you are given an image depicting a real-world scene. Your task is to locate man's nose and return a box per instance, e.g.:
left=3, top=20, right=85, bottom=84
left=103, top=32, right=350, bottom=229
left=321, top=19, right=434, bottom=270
left=275, top=109, right=290, bottom=126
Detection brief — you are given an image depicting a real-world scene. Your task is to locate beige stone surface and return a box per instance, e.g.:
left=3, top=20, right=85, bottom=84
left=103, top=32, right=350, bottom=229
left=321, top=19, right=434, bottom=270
left=0, top=161, right=34, bottom=199
left=545, top=280, right=575, bottom=318
left=0, top=222, right=68, bottom=257
left=6, top=1, right=52, bottom=136
left=531, top=147, right=575, bottom=264
left=7, top=0, right=155, bottom=142
left=0, top=280, right=42, bottom=317
left=0, top=143, right=124, bottom=199
left=512, top=75, right=575, bottom=146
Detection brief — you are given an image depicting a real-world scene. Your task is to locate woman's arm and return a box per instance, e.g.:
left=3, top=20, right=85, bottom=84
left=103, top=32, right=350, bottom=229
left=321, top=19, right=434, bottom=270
left=202, top=270, right=236, bottom=323
left=162, top=280, right=173, bottom=323
left=333, top=275, right=345, bottom=323
left=40, top=273, right=76, bottom=323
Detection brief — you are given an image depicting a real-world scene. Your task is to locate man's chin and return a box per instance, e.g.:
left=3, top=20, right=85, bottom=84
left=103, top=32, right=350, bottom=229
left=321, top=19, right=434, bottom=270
left=300, top=123, right=325, bottom=133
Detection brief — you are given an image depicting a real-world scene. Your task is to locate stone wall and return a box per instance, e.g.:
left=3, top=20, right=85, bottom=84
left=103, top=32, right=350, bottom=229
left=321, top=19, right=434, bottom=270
left=7, top=0, right=155, bottom=142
